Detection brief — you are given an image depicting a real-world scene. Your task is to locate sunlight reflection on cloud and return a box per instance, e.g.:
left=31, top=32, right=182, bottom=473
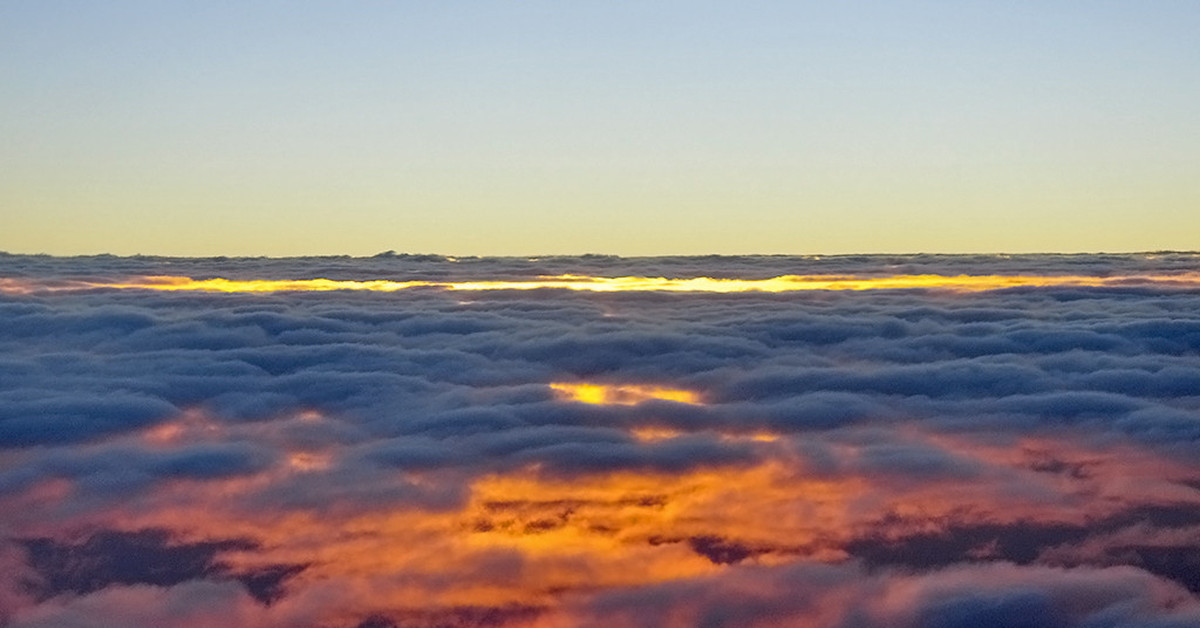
left=2, top=253, right=1199, bottom=627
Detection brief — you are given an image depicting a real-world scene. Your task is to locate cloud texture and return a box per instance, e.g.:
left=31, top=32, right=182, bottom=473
left=2, top=252, right=1199, bottom=627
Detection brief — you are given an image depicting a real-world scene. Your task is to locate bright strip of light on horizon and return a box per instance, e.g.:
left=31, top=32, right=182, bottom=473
left=5, top=273, right=1200, bottom=295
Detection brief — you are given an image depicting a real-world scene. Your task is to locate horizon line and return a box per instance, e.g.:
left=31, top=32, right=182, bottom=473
left=3, top=249, right=1199, bottom=261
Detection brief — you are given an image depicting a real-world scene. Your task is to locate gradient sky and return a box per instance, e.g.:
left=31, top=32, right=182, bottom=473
left=2, top=1, right=1198, bottom=256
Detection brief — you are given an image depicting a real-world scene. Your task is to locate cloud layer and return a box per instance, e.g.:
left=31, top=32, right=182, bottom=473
left=2, top=252, right=1199, bottom=627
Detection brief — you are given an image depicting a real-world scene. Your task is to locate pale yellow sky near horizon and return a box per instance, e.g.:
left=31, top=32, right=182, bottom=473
left=3, top=2, right=1198, bottom=257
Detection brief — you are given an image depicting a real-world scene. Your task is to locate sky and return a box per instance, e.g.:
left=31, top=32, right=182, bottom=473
left=3, top=1, right=1199, bottom=256
left=2, top=252, right=1200, bottom=627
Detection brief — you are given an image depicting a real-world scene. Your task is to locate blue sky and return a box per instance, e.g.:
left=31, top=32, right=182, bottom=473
left=2, top=1, right=1198, bottom=255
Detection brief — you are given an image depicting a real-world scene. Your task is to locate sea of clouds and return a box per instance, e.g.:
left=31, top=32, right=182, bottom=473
left=2, top=252, right=1199, bottom=627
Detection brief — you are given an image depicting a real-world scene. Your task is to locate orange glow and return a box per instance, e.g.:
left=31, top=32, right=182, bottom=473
left=0, top=278, right=40, bottom=295
left=140, top=409, right=224, bottom=446
left=11, top=426, right=1199, bottom=627
left=141, top=421, right=185, bottom=445
left=630, top=426, right=686, bottom=441
left=295, top=409, right=325, bottom=422
left=550, top=382, right=701, bottom=405
left=630, top=426, right=780, bottom=443
left=29, top=458, right=868, bottom=621
left=287, top=452, right=333, bottom=472
left=6, top=272, right=1200, bottom=295
left=740, top=432, right=782, bottom=443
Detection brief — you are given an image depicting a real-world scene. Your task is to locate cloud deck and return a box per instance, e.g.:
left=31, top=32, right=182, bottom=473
left=2, top=253, right=1199, bottom=627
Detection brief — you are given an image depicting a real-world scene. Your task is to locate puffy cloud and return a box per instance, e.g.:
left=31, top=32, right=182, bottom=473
left=555, top=562, right=1200, bottom=628
left=1, top=253, right=1199, bottom=625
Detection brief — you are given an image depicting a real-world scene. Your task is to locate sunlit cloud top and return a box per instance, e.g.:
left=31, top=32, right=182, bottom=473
left=550, top=382, right=701, bottom=405
left=6, top=272, right=1200, bottom=296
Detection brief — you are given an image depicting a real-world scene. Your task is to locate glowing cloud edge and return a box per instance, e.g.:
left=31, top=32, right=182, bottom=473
left=6, top=272, right=1200, bottom=295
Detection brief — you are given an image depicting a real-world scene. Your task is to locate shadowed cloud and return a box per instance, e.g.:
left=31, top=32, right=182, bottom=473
left=1, top=253, right=1199, bottom=626
left=18, top=529, right=307, bottom=605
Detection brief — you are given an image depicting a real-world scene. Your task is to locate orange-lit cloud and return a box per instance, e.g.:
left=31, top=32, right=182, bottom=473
left=629, top=427, right=779, bottom=443
left=6, top=254, right=1200, bottom=627
left=7, top=418, right=1200, bottom=627
left=6, top=272, right=1200, bottom=295
left=550, top=382, right=701, bottom=405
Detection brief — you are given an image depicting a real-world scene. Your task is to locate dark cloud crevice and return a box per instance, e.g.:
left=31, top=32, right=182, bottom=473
left=17, top=528, right=307, bottom=605
left=349, top=604, right=545, bottom=628
left=845, top=505, right=1200, bottom=594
